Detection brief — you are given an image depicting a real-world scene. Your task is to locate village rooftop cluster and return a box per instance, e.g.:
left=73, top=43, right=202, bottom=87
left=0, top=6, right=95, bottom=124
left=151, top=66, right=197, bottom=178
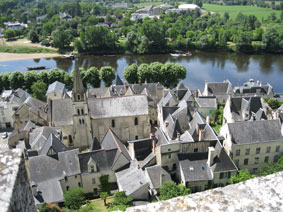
left=0, top=69, right=282, bottom=208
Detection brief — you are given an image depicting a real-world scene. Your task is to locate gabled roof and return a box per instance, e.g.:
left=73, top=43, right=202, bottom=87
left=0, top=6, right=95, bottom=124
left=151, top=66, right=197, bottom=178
left=101, top=128, right=131, bottom=161
left=196, top=97, right=217, bottom=108
left=164, top=115, right=182, bottom=140
left=46, top=81, right=65, bottom=95
left=40, top=133, right=67, bottom=155
left=177, top=82, right=188, bottom=90
left=51, top=98, right=73, bottom=126
left=228, top=120, right=283, bottom=145
left=206, top=81, right=231, bottom=95
left=145, top=165, right=171, bottom=190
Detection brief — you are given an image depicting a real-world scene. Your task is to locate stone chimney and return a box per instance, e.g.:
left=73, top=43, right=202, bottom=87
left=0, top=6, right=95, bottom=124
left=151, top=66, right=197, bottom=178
left=207, top=147, right=215, bottom=167
left=199, top=129, right=205, bottom=141
left=151, top=132, right=156, bottom=153
left=206, top=116, right=210, bottom=124
left=15, top=114, right=21, bottom=132
left=196, top=123, right=200, bottom=134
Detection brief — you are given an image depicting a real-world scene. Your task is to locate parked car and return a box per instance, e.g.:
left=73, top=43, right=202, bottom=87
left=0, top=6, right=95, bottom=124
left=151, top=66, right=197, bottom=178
left=1, top=132, right=8, bottom=139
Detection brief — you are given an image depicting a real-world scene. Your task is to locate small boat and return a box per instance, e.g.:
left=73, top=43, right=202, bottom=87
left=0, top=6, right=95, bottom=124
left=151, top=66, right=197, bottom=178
left=170, top=53, right=180, bottom=57
left=27, top=66, right=46, bottom=71
left=170, top=52, right=192, bottom=57
left=62, top=54, right=75, bottom=59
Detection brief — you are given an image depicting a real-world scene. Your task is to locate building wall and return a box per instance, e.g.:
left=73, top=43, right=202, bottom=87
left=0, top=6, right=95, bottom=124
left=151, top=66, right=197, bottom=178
left=213, top=171, right=237, bottom=187
left=159, top=143, right=180, bottom=172
left=91, top=115, right=150, bottom=143
left=181, top=141, right=211, bottom=153
left=0, top=102, right=19, bottom=128
left=129, top=183, right=149, bottom=200
left=198, top=107, right=215, bottom=119
left=46, top=91, right=64, bottom=101
left=59, top=174, right=83, bottom=193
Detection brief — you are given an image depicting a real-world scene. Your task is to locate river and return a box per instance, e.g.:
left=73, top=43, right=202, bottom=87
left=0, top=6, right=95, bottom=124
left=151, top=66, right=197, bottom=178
left=0, top=52, right=283, bottom=92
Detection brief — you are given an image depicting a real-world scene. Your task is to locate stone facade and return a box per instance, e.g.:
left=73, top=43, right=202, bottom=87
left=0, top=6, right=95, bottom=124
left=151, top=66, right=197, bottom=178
left=125, top=171, right=283, bottom=212
left=0, top=149, right=36, bottom=212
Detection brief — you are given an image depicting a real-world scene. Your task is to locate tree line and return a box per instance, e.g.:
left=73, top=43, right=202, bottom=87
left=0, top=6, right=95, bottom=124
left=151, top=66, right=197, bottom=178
left=0, top=62, right=186, bottom=100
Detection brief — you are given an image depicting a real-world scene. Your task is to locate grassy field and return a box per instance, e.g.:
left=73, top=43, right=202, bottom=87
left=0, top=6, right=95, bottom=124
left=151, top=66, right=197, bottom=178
left=90, top=197, right=114, bottom=212
left=0, top=38, right=57, bottom=53
left=203, top=3, right=281, bottom=19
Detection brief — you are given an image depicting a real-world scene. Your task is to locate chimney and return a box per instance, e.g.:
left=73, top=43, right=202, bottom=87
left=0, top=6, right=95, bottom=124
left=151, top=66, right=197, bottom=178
left=31, top=183, right=38, bottom=196
left=151, top=132, right=156, bottom=153
left=199, top=129, right=205, bottom=141
left=207, top=147, right=215, bottom=167
left=177, top=132, right=181, bottom=141
left=196, top=123, right=200, bottom=135
left=206, top=116, right=210, bottom=124
left=15, top=114, right=20, bottom=132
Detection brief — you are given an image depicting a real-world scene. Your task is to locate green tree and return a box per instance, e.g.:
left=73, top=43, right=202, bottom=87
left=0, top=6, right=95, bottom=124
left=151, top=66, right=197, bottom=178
left=64, top=187, right=85, bottom=210
left=9, top=71, right=24, bottom=90
left=100, top=192, right=109, bottom=206
left=77, top=203, right=101, bottom=212
left=137, top=63, right=151, bottom=83
left=52, top=30, right=73, bottom=51
left=229, top=169, right=255, bottom=184
left=38, top=202, right=61, bottom=212
left=99, top=66, right=115, bottom=87
left=159, top=181, right=190, bottom=200
left=98, top=175, right=111, bottom=194
left=31, top=81, right=47, bottom=101
left=85, top=67, right=100, bottom=88
left=28, top=30, right=39, bottom=43
left=48, top=68, right=65, bottom=84
left=38, top=70, right=49, bottom=83
left=160, top=63, right=186, bottom=88
left=149, top=62, right=163, bottom=83
left=4, top=29, right=15, bottom=40
left=43, top=22, right=55, bottom=35
left=123, top=64, right=138, bottom=84
left=24, top=71, right=38, bottom=92
left=108, top=191, right=133, bottom=211
left=1, top=72, right=11, bottom=90
left=264, top=98, right=282, bottom=109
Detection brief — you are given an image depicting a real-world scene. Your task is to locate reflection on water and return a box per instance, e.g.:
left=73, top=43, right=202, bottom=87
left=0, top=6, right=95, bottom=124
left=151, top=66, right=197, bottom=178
left=0, top=52, right=282, bottom=92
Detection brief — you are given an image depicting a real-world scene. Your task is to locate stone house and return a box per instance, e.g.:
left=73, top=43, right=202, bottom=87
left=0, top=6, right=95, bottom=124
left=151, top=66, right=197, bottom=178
left=195, top=96, right=217, bottom=119
left=220, top=119, right=283, bottom=173
left=46, top=81, right=68, bottom=101
left=201, top=80, right=233, bottom=103
left=0, top=89, right=29, bottom=128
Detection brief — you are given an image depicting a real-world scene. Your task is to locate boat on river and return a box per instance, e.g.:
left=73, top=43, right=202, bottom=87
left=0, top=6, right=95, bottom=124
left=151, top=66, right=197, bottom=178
left=27, top=66, right=46, bottom=71
left=170, top=51, right=192, bottom=57
left=62, top=54, right=75, bottom=59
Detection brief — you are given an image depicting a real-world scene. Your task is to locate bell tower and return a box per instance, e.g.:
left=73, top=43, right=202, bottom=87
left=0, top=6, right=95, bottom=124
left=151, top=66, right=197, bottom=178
left=72, top=67, right=92, bottom=149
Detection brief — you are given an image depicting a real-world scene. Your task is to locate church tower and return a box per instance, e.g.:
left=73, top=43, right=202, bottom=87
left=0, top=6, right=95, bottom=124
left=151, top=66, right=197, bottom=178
left=72, top=67, right=93, bottom=149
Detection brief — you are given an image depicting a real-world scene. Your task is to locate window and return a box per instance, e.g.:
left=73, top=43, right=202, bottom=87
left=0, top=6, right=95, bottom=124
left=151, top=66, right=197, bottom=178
left=275, top=146, right=280, bottom=152
left=82, top=119, right=85, bottom=124
left=63, top=136, right=68, bottom=140
left=245, top=148, right=250, bottom=155
left=244, top=158, right=249, bottom=165
left=68, top=135, right=73, bottom=146
left=134, top=117, right=138, bottom=125
left=168, top=154, right=171, bottom=159
left=65, top=176, right=68, bottom=182
left=194, top=148, right=198, bottom=152
left=93, top=188, right=98, bottom=195
left=266, top=146, right=271, bottom=153
left=79, top=119, right=82, bottom=124
left=77, top=94, right=80, bottom=100
left=173, top=163, right=177, bottom=170
left=77, top=109, right=80, bottom=115
left=92, top=178, right=96, bottom=184
left=112, top=120, right=115, bottom=128
left=236, top=149, right=240, bottom=156
left=252, top=168, right=258, bottom=173
left=81, top=109, right=84, bottom=115
left=274, top=155, right=279, bottom=162
left=255, top=157, right=259, bottom=164
left=220, top=173, right=224, bottom=179
left=135, top=136, right=138, bottom=140
left=75, top=175, right=77, bottom=179
left=66, top=186, right=69, bottom=191
left=264, top=156, right=269, bottom=163
left=78, top=182, right=81, bottom=187
left=235, top=159, right=239, bottom=166
left=91, top=165, right=94, bottom=172
left=256, top=147, right=261, bottom=154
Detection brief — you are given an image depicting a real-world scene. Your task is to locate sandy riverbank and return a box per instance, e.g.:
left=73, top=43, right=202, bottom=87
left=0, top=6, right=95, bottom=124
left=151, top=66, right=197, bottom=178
left=0, top=53, right=62, bottom=62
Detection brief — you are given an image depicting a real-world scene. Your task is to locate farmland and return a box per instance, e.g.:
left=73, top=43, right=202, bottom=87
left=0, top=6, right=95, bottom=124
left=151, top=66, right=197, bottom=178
left=203, top=4, right=282, bottom=19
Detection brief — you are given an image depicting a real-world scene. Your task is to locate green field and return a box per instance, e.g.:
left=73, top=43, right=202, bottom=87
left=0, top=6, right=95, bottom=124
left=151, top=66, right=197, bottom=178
left=203, top=4, right=281, bottom=19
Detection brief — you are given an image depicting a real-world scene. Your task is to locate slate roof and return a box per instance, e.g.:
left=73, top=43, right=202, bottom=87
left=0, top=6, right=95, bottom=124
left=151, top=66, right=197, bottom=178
left=178, top=152, right=213, bottom=182
left=88, top=95, right=148, bottom=119
left=46, top=81, right=65, bottom=95
left=101, top=128, right=131, bottom=161
left=40, top=133, right=67, bottom=155
left=90, top=137, right=101, bottom=151
left=145, top=165, right=171, bottom=190
left=190, top=123, right=218, bottom=142
left=51, top=98, right=73, bottom=126
left=113, top=74, right=124, bottom=86
left=233, top=80, right=274, bottom=97
left=88, top=88, right=111, bottom=98
left=29, top=149, right=80, bottom=183
left=159, top=90, right=178, bottom=107
left=78, top=148, right=117, bottom=173
left=164, top=115, right=182, bottom=140
left=196, top=97, right=217, bottom=108
left=116, top=160, right=149, bottom=196
left=227, top=119, right=283, bottom=145
left=205, top=81, right=231, bottom=95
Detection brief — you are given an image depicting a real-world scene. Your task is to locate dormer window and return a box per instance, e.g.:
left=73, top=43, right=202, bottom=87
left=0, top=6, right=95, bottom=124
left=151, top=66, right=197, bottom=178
left=91, top=165, right=95, bottom=172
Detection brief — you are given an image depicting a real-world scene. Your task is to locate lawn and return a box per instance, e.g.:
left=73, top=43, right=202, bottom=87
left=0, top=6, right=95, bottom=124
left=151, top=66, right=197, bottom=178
left=203, top=3, right=282, bottom=19
left=90, top=197, right=114, bottom=212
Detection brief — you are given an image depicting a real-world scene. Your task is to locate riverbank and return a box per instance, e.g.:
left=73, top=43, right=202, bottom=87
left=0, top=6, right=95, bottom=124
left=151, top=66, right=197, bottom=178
left=0, top=53, right=62, bottom=62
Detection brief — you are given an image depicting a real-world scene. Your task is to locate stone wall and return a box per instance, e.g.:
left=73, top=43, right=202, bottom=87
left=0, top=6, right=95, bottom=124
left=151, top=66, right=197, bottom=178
left=0, top=149, right=36, bottom=212
left=126, top=171, right=283, bottom=212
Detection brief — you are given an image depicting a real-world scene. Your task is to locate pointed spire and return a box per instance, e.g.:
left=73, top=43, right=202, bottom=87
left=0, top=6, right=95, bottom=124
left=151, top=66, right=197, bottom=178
left=72, top=64, right=85, bottom=102
left=112, top=74, right=124, bottom=86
